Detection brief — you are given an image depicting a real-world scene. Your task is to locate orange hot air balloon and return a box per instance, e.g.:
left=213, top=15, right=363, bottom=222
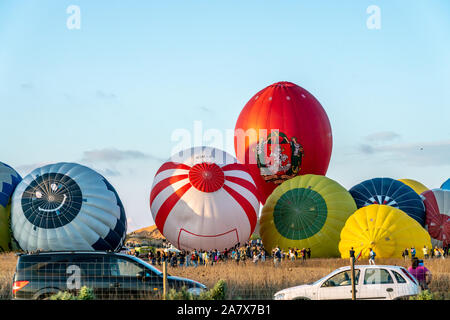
left=234, top=81, right=332, bottom=204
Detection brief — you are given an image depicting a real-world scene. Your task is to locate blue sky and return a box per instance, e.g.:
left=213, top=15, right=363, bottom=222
left=1, top=1, right=449, bottom=231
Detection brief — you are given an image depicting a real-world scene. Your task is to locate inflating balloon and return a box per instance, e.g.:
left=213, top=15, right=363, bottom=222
left=0, top=162, right=22, bottom=252
left=398, top=179, right=429, bottom=196
left=150, top=147, right=259, bottom=251
left=11, top=163, right=127, bottom=252
left=259, top=174, right=356, bottom=257
left=442, top=179, right=450, bottom=190
left=234, top=81, right=332, bottom=204
left=339, top=205, right=432, bottom=259
left=349, top=177, right=426, bottom=226
left=421, top=189, right=450, bottom=247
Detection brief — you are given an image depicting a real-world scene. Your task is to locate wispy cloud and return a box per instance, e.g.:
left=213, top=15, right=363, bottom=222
left=358, top=139, right=450, bottom=166
left=96, top=90, right=117, bottom=100
left=200, top=106, right=213, bottom=113
left=20, top=82, right=34, bottom=90
left=82, top=148, right=152, bottom=162
left=16, top=162, right=51, bottom=176
left=95, top=167, right=122, bottom=177
left=364, top=131, right=401, bottom=143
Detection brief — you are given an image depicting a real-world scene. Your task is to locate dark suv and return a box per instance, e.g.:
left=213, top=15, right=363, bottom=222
left=12, top=251, right=207, bottom=300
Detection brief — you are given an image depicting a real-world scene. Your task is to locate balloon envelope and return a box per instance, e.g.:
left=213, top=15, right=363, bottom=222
left=339, top=205, right=431, bottom=259
left=421, top=189, right=450, bottom=247
left=0, top=162, right=22, bottom=252
left=11, top=163, right=127, bottom=252
left=150, top=147, right=259, bottom=251
left=234, top=81, right=332, bottom=204
left=442, top=179, right=450, bottom=190
left=349, top=177, right=426, bottom=226
left=398, top=179, right=429, bottom=196
left=259, top=174, right=357, bottom=257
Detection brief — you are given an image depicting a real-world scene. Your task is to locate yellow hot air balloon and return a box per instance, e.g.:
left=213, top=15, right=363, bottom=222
left=339, top=205, right=432, bottom=259
left=259, top=174, right=357, bottom=257
left=398, top=179, right=429, bottom=196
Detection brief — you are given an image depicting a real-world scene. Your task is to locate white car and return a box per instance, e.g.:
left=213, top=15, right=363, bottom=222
left=274, top=265, right=420, bottom=300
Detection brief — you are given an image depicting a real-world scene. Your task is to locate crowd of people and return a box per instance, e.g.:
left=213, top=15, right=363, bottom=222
left=131, top=240, right=314, bottom=268
left=402, top=245, right=448, bottom=261
left=130, top=240, right=448, bottom=269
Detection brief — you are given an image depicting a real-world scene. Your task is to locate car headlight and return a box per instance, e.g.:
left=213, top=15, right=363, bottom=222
left=274, top=292, right=285, bottom=300
left=187, top=287, right=205, bottom=296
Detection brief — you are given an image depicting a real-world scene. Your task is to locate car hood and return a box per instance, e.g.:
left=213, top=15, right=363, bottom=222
left=276, top=284, right=312, bottom=297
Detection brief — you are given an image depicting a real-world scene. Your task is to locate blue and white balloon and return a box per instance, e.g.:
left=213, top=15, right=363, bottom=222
left=442, top=179, right=450, bottom=190
left=11, top=162, right=127, bottom=252
left=349, top=177, right=426, bottom=226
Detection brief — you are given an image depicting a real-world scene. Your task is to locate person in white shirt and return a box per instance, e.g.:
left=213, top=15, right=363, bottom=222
left=369, top=248, right=376, bottom=265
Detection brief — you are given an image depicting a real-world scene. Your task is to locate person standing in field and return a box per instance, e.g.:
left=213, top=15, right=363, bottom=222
left=252, top=251, right=260, bottom=265
left=423, top=246, right=429, bottom=259
left=408, top=258, right=432, bottom=290
left=235, top=249, right=240, bottom=265
left=369, top=248, right=376, bottom=265
left=289, top=248, right=295, bottom=261
left=302, top=248, right=307, bottom=261
left=402, top=248, right=409, bottom=261
left=410, top=247, right=416, bottom=259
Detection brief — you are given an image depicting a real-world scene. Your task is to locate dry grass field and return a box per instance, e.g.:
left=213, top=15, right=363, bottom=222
left=1, top=253, right=448, bottom=300
left=0, top=253, right=17, bottom=300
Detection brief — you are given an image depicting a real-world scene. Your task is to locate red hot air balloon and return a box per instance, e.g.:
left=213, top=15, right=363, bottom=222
left=234, top=81, right=332, bottom=203
left=422, top=189, right=450, bottom=247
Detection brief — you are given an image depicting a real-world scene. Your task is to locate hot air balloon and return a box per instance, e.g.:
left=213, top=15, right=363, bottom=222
left=398, top=179, right=429, bottom=196
left=259, top=174, right=356, bottom=257
left=349, top=177, right=426, bottom=226
left=0, top=162, right=22, bottom=252
left=421, top=189, right=450, bottom=248
left=234, top=81, right=332, bottom=204
left=150, top=147, right=259, bottom=251
left=339, top=205, right=432, bottom=259
left=442, top=179, right=450, bottom=190
left=11, top=163, right=127, bottom=252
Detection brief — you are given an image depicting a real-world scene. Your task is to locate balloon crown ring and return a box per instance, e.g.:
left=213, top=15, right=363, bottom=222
left=188, top=163, right=225, bottom=193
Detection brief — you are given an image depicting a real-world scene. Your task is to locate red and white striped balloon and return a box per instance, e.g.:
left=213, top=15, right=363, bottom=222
left=150, top=147, right=260, bottom=251
left=422, top=189, right=450, bottom=247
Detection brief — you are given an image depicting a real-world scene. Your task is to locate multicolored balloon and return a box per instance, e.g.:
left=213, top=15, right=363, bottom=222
left=421, top=189, right=450, bottom=247
left=398, top=179, right=429, bottom=196
left=11, top=163, right=127, bottom=252
left=0, top=162, right=22, bottom=252
left=339, top=205, right=432, bottom=259
left=234, top=81, right=332, bottom=204
left=150, top=147, right=259, bottom=251
left=349, top=177, right=426, bottom=226
left=259, top=174, right=356, bottom=257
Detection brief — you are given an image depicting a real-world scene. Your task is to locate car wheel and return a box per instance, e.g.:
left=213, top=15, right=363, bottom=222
left=38, top=293, right=57, bottom=300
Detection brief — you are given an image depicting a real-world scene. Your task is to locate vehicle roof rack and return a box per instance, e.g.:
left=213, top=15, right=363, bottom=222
left=21, top=250, right=120, bottom=255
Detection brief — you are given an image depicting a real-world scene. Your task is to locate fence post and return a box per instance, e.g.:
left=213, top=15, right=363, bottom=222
left=163, top=260, right=168, bottom=300
left=350, top=257, right=356, bottom=300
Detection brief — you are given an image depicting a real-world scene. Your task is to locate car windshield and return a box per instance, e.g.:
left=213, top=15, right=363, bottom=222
left=123, top=254, right=164, bottom=276
left=312, top=268, right=354, bottom=285
left=312, top=273, right=335, bottom=285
